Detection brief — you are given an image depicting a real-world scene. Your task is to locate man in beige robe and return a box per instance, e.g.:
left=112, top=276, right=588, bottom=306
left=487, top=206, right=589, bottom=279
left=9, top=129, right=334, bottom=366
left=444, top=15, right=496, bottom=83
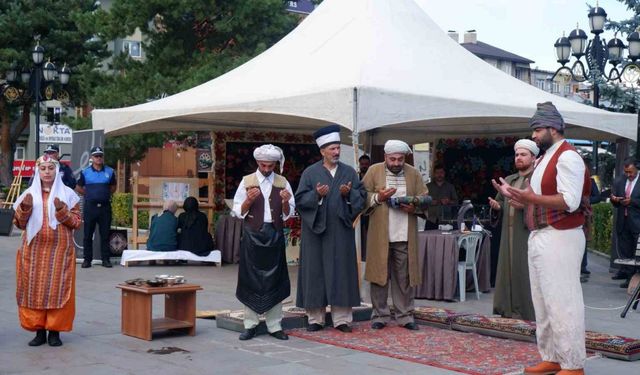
left=490, top=139, right=538, bottom=321
left=362, top=140, right=428, bottom=330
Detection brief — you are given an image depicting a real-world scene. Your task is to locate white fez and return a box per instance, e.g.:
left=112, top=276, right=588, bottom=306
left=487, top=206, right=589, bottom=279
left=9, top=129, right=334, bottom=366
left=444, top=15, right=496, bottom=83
left=514, top=139, right=539, bottom=157
left=384, top=140, right=412, bottom=154
left=253, top=144, right=285, bottom=173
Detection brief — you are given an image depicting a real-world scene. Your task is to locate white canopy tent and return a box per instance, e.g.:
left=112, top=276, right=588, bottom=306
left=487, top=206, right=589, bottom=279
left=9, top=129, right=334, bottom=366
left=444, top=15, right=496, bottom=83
left=92, top=0, right=637, bottom=144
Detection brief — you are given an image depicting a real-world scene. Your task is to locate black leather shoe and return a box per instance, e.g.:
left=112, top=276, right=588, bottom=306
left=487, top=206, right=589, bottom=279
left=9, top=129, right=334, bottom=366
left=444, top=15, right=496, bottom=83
left=612, top=273, right=627, bottom=280
left=47, top=331, right=62, bottom=347
left=239, top=328, right=256, bottom=341
left=581, top=269, right=591, bottom=275
left=621, top=280, right=631, bottom=289
left=335, top=324, right=352, bottom=333
left=28, top=329, right=47, bottom=346
left=371, top=322, right=386, bottom=330
left=81, top=260, right=92, bottom=268
left=269, top=330, right=289, bottom=340
left=101, top=259, right=112, bottom=268
left=403, top=322, right=419, bottom=331
left=306, top=323, right=323, bottom=332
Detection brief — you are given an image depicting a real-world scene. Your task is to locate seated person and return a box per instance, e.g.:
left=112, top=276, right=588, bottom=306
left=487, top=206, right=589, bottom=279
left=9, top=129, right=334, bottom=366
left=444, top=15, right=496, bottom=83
left=177, top=196, right=213, bottom=256
left=146, top=200, right=178, bottom=251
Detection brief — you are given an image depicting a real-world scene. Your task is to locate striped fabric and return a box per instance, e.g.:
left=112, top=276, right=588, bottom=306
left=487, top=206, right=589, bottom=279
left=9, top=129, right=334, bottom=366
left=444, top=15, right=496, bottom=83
left=14, top=192, right=82, bottom=310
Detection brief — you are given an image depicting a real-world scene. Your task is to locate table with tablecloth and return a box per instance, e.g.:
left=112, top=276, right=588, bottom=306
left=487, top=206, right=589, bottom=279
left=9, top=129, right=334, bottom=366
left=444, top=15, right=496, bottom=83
left=214, top=215, right=243, bottom=264
left=415, top=230, right=491, bottom=301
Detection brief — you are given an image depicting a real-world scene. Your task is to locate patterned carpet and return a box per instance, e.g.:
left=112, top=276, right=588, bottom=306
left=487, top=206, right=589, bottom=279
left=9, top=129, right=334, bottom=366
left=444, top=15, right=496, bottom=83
left=289, top=321, right=542, bottom=375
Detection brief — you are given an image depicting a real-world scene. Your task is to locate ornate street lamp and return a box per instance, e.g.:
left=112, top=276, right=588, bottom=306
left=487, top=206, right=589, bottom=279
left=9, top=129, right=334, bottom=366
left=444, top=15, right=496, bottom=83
left=1, top=40, right=71, bottom=158
left=552, top=2, right=640, bottom=167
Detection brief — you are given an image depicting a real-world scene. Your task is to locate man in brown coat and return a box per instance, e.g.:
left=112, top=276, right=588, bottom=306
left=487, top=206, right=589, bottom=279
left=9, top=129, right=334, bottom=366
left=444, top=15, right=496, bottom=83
left=362, top=140, right=428, bottom=330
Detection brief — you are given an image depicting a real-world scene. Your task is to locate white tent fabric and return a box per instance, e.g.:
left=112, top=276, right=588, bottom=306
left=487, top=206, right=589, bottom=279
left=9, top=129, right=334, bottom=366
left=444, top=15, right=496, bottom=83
left=92, top=0, right=637, bottom=142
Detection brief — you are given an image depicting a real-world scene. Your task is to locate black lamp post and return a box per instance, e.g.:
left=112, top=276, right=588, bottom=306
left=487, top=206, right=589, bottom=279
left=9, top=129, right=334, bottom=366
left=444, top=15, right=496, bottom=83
left=552, top=2, right=640, bottom=162
left=2, top=41, right=71, bottom=159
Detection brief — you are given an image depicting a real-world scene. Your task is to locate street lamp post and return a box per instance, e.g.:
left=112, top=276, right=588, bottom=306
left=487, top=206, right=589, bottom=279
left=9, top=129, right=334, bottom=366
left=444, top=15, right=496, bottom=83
left=2, top=40, right=71, bottom=159
left=552, top=2, right=640, bottom=165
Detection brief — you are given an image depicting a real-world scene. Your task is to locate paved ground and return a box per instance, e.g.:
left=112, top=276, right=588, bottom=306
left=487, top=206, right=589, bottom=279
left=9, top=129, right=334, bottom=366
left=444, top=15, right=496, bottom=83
left=0, top=230, right=639, bottom=374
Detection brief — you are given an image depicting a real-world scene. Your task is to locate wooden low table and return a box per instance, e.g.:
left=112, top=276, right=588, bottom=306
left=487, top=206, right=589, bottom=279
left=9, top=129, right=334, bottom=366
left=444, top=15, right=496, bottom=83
left=116, top=283, right=203, bottom=340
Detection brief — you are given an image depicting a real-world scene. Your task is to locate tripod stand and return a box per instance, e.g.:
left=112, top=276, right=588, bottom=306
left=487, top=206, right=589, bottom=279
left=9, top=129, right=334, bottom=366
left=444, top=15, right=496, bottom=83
left=618, top=258, right=640, bottom=318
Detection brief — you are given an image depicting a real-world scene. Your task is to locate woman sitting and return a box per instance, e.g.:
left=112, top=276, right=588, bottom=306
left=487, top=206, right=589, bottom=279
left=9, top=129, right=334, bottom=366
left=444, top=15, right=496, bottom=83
left=147, top=200, right=178, bottom=251
left=13, top=154, right=82, bottom=347
left=177, top=196, right=213, bottom=256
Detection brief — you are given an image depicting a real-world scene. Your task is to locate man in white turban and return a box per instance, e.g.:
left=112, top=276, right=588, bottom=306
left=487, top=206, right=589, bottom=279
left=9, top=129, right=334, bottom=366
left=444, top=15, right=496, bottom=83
left=362, top=140, right=428, bottom=330
left=232, top=144, right=295, bottom=341
left=489, top=139, right=538, bottom=322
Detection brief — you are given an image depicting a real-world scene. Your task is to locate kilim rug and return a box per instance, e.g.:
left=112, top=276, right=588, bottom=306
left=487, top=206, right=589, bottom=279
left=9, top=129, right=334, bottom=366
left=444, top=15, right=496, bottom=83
left=288, top=321, right=542, bottom=375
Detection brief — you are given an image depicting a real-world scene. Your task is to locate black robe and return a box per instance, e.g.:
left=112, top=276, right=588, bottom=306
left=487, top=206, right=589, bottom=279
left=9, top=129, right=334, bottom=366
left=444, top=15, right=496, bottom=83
left=177, top=211, right=213, bottom=256
left=295, top=161, right=366, bottom=309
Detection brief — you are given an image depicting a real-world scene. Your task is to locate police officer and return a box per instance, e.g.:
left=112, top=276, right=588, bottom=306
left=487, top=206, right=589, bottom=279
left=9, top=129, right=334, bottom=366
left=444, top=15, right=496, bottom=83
left=76, top=146, right=116, bottom=268
left=28, top=144, right=77, bottom=189
left=44, top=144, right=76, bottom=189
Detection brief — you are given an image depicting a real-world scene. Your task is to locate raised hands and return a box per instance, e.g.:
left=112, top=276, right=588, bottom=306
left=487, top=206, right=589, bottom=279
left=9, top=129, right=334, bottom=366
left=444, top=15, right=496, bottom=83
left=245, top=187, right=261, bottom=205
left=280, top=189, right=292, bottom=203
left=491, top=177, right=513, bottom=199
left=488, top=197, right=501, bottom=211
left=20, top=193, right=33, bottom=211
left=339, top=181, right=352, bottom=197
left=316, top=182, right=330, bottom=198
left=54, top=197, right=67, bottom=211
left=376, top=187, right=397, bottom=202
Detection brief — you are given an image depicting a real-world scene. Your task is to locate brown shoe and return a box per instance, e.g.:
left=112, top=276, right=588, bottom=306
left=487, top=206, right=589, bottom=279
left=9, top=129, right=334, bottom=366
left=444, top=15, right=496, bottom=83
left=524, top=361, right=562, bottom=375
left=556, top=370, right=584, bottom=375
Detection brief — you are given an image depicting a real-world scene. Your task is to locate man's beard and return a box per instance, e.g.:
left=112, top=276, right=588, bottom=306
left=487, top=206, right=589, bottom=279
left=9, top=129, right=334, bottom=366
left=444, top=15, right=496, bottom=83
left=260, top=170, right=273, bottom=177
left=536, top=132, right=554, bottom=153
left=387, top=164, right=403, bottom=174
left=515, top=161, right=532, bottom=171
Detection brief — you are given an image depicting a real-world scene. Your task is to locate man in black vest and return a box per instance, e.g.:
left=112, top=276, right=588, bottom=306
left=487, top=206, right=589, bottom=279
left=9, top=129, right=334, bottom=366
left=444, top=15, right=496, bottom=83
left=232, top=144, right=294, bottom=341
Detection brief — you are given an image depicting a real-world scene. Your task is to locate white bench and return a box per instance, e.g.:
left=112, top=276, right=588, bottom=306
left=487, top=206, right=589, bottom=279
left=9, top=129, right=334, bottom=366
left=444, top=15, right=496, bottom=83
left=120, top=249, right=222, bottom=267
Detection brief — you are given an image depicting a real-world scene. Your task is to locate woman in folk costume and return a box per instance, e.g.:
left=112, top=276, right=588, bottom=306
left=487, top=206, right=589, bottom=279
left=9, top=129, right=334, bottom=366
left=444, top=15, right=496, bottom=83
left=13, top=154, right=81, bottom=347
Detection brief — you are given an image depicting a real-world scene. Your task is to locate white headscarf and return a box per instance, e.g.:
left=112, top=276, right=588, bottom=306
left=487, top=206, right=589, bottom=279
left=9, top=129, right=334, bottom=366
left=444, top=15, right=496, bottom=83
left=384, top=140, right=412, bottom=154
left=253, top=144, right=285, bottom=173
left=13, top=156, right=81, bottom=244
left=514, top=139, right=540, bottom=157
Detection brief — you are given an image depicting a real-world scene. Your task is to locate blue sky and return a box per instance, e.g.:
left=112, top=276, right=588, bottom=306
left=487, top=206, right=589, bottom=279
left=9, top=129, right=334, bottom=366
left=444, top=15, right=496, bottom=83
left=422, top=0, right=632, bottom=71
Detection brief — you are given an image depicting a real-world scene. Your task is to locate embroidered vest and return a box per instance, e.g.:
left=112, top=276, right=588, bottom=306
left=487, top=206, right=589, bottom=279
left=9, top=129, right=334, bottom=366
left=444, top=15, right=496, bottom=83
left=526, top=141, right=591, bottom=231
left=242, top=173, right=287, bottom=232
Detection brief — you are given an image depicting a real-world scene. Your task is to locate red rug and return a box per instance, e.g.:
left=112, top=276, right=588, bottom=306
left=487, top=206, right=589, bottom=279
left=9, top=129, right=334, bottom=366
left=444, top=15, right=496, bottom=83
left=289, top=321, right=542, bottom=375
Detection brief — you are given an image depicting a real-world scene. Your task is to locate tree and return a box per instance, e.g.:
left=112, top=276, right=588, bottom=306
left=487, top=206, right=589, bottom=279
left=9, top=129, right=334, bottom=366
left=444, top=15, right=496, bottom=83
left=87, top=0, right=299, bottom=164
left=0, top=0, right=109, bottom=186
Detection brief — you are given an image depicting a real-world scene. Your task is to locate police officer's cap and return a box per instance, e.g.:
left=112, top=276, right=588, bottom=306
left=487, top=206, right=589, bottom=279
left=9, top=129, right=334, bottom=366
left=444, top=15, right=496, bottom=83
left=90, top=146, right=104, bottom=156
left=44, top=144, right=60, bottom=153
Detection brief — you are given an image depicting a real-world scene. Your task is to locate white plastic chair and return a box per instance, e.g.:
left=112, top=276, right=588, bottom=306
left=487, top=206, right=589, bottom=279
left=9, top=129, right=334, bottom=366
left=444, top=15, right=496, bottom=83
left=457, top=232, right=482, bottom=302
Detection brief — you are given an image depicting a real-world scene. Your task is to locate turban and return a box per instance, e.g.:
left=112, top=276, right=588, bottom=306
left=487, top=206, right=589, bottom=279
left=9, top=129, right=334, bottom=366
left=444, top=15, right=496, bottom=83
left=514, top=139, right=539, bottom=157
left=384, top=140, right=412, bottom=155
left=253, top=144, right=285, bottom=173
left=529, top=101, right=564, bottom=131
left=313, top=124, right=341, bottom=148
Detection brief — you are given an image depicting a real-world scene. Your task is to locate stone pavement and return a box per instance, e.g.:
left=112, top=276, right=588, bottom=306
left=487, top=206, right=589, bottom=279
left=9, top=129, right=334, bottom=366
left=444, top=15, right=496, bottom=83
left=0, top=230, right=638, bottom=374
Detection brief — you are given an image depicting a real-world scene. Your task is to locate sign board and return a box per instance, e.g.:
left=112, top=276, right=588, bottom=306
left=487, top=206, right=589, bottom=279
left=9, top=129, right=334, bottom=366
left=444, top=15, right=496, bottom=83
left=39, top=123, right=73, bottom=144
left=71, top=129, right=104, bottom=178
left=13, top=160, right=71, bottom=178
left=413, top=150, right=431, bottom=184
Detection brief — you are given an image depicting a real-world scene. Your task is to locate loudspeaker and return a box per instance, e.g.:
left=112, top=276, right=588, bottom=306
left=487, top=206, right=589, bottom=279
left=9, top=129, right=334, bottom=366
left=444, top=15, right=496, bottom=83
left=108, top=229, right=127, bottom=256
left=0, top=208, right=15, bottom=236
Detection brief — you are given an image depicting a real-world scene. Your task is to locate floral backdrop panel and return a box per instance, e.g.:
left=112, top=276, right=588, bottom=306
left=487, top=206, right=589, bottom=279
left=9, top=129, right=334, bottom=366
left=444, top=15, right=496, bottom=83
left=434, top=137, right=518, bottom=203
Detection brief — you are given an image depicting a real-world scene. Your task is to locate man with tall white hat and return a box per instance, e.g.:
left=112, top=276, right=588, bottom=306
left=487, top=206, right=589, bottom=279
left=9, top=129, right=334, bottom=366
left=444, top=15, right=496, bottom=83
left=490, top=139, right=538, bottom=321
left=295, top=125, right=366, bottom=333
left=362, top=140, right=428, bottom=330
left=494, top=102, right=590, bottom=375
left=232, top=144, right=294, bottom=341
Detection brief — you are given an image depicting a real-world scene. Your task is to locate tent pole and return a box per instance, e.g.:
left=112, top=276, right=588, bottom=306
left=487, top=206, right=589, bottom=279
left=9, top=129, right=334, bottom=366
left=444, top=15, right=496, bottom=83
left=351, top=87, right=367, bottom=300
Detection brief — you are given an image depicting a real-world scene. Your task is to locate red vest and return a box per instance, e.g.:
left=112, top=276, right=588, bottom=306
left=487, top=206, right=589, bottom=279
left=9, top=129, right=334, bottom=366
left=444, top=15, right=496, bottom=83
left=527, top=141, right=591, bottom=231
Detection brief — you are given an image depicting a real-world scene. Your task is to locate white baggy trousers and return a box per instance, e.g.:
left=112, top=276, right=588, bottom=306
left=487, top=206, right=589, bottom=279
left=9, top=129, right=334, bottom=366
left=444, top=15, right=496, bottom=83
left=528, top=227, right=586, bottom=370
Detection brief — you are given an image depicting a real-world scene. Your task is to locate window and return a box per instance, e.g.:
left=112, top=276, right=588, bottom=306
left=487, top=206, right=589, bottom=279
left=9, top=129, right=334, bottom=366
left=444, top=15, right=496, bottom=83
left=14, top=146, right=25, bottom=160
left=552, top=82, right=560, bottom=93
left=123, top=40, right=142, bottom=58
left=564, top=85, right=571, bottom=95
left=536, top=79, right=546, bottom=90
